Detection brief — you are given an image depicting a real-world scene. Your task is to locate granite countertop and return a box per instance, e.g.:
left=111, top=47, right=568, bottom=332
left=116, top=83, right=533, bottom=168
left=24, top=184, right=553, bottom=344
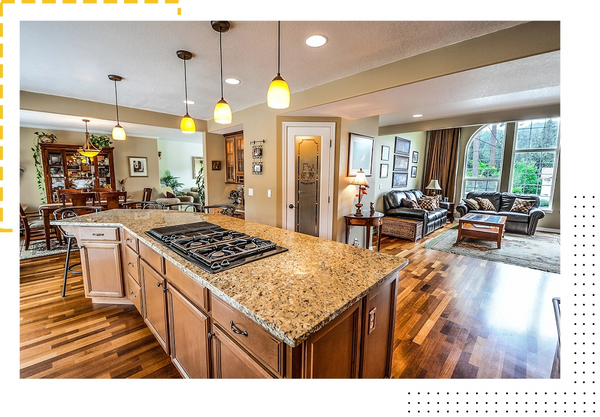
left=55, top=210, right=407, bottom=347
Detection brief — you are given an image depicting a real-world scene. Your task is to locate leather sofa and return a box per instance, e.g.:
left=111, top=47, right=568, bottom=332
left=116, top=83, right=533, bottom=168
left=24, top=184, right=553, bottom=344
left=456, top=191, right=545, bottom=235
left=383, top=189, right=449, bottom=236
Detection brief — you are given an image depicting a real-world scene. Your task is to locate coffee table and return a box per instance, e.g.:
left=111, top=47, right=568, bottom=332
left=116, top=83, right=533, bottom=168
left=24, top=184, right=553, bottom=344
left=456, top=213, right=507, bottom=249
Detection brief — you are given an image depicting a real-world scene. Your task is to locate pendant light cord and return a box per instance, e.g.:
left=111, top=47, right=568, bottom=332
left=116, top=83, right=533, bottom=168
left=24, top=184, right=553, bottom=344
left=277, top=20, right=281, bottom=76
left=219, top=29, right=224, bottom=99
left=113, top=80, right=120, bottom=124
left=183, top=58, right=189, bottom=114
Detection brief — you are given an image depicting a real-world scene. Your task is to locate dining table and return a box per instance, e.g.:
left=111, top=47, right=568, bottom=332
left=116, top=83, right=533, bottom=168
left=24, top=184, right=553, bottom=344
left=38, top=197, right=131, bottom=250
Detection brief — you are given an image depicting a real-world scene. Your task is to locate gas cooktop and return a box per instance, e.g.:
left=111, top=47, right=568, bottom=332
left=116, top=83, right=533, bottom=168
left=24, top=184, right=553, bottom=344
left=146, top=222, right=288, bottom=273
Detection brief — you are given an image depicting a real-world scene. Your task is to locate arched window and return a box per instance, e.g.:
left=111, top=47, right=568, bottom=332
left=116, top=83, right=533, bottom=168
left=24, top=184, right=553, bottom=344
left=463, top=123, right=506, bottom=197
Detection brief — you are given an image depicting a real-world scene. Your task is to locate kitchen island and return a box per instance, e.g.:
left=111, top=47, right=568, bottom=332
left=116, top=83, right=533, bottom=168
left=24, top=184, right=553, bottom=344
left=56, top=209, right=407, bottom=378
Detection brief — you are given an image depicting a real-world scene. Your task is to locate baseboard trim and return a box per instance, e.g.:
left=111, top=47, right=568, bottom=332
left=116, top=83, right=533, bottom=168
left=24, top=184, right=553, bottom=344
left=537, top=227, right=560, bottom=234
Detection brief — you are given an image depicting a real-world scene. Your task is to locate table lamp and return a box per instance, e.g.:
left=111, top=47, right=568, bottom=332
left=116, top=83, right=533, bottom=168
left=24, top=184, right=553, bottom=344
left=426, top=179, right=442, bottom=197
left=352, top=168, right=369, bottom=216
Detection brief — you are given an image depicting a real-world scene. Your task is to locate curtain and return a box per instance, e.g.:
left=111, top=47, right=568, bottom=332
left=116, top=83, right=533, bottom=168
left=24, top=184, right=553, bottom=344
left=423, top=128, right=461, bottom=199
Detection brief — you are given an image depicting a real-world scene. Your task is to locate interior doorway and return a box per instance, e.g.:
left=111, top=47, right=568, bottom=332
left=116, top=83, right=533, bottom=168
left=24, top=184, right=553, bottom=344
left=282, top=122, right=336, bottom=240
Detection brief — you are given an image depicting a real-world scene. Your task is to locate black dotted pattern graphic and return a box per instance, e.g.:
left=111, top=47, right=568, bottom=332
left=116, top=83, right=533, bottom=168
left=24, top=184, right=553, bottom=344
left=403, top=196, right=597, bottom=414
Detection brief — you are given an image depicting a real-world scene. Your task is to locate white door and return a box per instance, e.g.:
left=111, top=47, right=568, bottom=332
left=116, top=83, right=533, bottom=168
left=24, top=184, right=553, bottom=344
left=282, top=122, right=335, bottom=240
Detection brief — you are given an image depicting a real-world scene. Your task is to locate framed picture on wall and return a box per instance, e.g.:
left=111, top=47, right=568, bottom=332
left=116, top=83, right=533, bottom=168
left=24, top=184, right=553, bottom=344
left=412, top=151, right=419, bottom=163
left=347, top=133, right=374, bottom=176
left=192, top=156, right=204, bottom=179
left=394, top=136, right=411, bottom=156
left=381, top=145, right=390, bottom=161
left=393, top=155, right=409, bottom=172
left=380, top=163, right=389, bottom=178
left=128, top=156, right=148, bottom=177
left=411, top=165, right=418, bottom=178
left=392, top=172, right=408, bottom=188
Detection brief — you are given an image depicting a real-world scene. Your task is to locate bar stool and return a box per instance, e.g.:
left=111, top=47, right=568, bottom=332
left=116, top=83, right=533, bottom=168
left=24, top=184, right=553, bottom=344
left=53, top=206, right=103, bottom=297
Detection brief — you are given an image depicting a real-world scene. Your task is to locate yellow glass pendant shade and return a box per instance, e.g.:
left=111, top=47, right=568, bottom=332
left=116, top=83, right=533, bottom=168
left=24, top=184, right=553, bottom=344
left=180, top=114, right=196, bottom=133
left=112, top=124, right=126, bottom=141
left=267, top=75, right=290, bottom=109
left=214, top=99, right=232, bottom=124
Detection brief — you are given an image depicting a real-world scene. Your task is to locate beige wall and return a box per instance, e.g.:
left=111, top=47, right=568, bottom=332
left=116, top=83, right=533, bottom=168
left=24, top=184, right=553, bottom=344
left=20, top=127, right=160, bottom=208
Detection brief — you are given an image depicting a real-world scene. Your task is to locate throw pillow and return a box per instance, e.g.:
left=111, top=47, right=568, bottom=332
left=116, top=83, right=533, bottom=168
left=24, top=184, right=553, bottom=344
left=166, top=191, right=177, bottom=198
left=462, top=198, right=480, bottom=210
left=418, top=196, right=439, bottom=211
left=475, top=197, right=496, bottom=211
left=401, top=198, right=420, bottom=209
left=510, top=198, right=536, bottom=214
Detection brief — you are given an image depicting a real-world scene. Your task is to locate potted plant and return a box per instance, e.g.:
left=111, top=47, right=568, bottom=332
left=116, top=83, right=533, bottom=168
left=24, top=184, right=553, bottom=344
left=160, top=170, right=185, bottom=195
left=34, top=131, right=57, bottom=144
left=89, top=134, right=112, bottom=149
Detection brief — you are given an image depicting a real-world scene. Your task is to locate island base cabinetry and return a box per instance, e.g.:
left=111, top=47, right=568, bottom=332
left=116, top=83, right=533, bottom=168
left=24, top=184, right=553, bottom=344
left=140, top=259, right=169, bottom=354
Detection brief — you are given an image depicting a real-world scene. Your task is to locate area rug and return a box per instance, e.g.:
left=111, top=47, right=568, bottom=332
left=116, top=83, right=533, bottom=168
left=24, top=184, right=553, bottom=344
left=19, top=239, right=78, bottom=260
left=425, top=226, right=560, bottom=274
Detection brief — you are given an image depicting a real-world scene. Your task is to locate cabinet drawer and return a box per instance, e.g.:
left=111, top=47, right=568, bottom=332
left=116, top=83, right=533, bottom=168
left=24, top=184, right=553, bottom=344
left=79, top=227, right=119, bottom=241
left=123, top=229, right=138, bottom=253
left=211, top=295, right=284, bottom=376
left=124, top=245, right=140, bottom=284
left=139, top=241, right=164, bottom=275
left=165, top=260, right=208, bottom=312
left=126, top=273, right=143, bottom=315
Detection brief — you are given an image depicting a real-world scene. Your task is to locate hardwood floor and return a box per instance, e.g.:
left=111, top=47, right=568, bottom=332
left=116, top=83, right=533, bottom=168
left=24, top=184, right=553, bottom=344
left=19, top=222, right=560, bottom=378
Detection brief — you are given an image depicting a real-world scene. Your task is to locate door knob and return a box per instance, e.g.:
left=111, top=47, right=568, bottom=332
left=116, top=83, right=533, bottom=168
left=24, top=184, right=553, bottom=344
left=288, top=204, right=295, bottom=209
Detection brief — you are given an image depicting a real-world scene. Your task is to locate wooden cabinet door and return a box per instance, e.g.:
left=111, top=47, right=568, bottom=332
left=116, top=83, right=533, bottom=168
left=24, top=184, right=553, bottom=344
left=224, top=136, right=236, bottom=183
left=80, top=242, right=124, bottom=298
left=141, top=260, right=169, bottom=354
left=360, top=273, right=398, bottom=378
left=211, top=325, right=275, bottom=379
left=167, top=285, right=211, bottom=379
left=302, top=301, right=362, bottom=378
left=235, top=134, right=244, bottom=181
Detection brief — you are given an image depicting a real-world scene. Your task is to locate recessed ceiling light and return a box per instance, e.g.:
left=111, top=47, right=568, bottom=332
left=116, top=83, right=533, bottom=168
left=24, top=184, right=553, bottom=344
left=225, top=78, right=241, bottom=85
left=184, top=100, right=196, bottom=105
left=306, top=35, right=328, bottom=48
left=412, top=114, right=423, bottom=118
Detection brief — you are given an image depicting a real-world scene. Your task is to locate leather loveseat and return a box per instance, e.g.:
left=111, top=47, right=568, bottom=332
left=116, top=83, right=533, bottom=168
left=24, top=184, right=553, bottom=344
left=383, top=189, right=449, bottom=236
left=456, top=191, right=545, bottom=236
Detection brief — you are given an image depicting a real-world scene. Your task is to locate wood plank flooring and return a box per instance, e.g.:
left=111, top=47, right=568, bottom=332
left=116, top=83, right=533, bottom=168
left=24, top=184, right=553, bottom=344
left=19, top=222, right=560, bottom=378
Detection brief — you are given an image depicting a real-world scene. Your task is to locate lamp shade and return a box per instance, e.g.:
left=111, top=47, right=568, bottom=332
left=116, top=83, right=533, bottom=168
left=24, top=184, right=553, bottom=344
left=214, top=99, right=232, bottom=124
left=352, top=168, right=369, bottom=186
left=426, top=179, right=442, bottom=190
left=112, top=124, right=126, bottom=141
left=267, top=75, right=290, bottom=109
left=180, top=114, right=196, bottom=134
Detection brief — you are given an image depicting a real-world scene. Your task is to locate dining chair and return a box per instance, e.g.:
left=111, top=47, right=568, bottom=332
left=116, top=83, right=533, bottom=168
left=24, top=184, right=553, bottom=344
left=203, top=205, right=236, bottom=217
left=142, top=187, right=153, bottom=202
left=122, top=201, right=165, bottom=210
left=55, top=188, right=83, bottom=204
left=53, top=205, right=103, bottom=297
left=98, top=191, right=127, bottom=209
left=61, top=192, right=96, bottom=207
left=19, top=205, right=62, bottom=250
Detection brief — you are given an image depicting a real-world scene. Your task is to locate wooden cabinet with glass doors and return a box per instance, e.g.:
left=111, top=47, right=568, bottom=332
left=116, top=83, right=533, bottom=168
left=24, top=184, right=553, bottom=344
left=224, top=132, right=244, bottom=184
left=40, top=143, right=116, bottom=203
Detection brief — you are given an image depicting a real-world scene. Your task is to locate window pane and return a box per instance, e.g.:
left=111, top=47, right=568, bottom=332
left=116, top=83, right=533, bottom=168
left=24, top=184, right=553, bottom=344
left=464, top=123, right=505, bottom=181
left=515, top=118, right=559, bottom=150
left=511, top=151, right=556, bottom=201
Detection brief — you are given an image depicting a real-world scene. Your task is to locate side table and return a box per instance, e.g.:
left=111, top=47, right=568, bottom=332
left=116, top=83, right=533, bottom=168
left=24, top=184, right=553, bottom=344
left=345, top=212, right=384, bottom=251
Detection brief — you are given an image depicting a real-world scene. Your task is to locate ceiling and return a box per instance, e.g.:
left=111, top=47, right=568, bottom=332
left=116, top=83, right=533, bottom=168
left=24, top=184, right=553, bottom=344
left=19, top=20, right=559, bottom=139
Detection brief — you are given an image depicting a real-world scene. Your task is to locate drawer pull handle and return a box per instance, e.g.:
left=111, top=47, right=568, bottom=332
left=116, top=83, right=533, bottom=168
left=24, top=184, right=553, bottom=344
left=157, top=282, right=163, bottom=287
left=208, top=332, right=215, bottom=340
left=130, top=292, right=136, bottom=298
left=128, top=262, right=134, bottom=267
left=92, top=233, right=105, bottom=237
left=230, top=321, right=248, bottom=337
left=126, top=238, right=133, bottom=243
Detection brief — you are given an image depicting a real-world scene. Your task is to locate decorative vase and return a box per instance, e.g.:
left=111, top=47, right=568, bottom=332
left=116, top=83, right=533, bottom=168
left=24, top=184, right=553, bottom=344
left=39, top=136, right=56, bottom=143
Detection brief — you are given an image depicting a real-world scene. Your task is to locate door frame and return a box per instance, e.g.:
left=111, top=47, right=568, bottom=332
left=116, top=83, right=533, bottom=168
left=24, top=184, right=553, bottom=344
left=282, top=121, right=336, bottom=240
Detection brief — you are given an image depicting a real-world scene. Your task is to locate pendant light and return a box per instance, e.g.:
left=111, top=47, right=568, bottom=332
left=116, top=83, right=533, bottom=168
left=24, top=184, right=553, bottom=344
left=212, top=21, right=232, bottom=124
left=177, top=50, right=196, bottom=134
left=108, top=74, right=126, bottom=141
left=267, top=21, right=290, bottom=109
left=78, top=119, right=100, bottom=158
